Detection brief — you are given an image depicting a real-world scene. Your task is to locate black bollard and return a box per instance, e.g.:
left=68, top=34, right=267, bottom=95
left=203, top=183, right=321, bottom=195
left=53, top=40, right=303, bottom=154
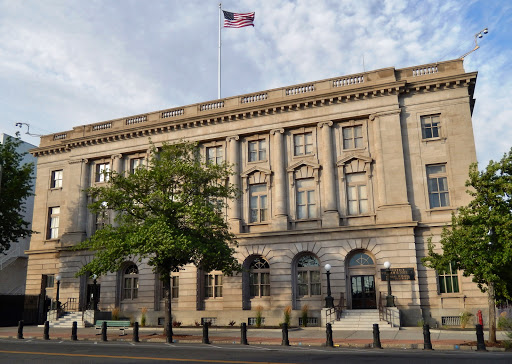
left=423, top=324, right=433, bottom=350
left=17, top=320, right=24, bottom=339
left=43, top=321, right=50, bottom=340
left=71, top=321, right=77, bottom=341
left=101, top=321, right=107, bottom=342
left=133, top=322, right=139, bottom=343
left=326, top=323, right=334, bottom=347
left=166, top=322, right=173, bottom=344
left=373, top=323, right=382, bottom=349
left=281, top=323, right=290, bottom=346
left=475, top=324, right=487, bottom=351
left=202, top=323, right=210, bottom=344
left=240, top=323, right=248, bottom=345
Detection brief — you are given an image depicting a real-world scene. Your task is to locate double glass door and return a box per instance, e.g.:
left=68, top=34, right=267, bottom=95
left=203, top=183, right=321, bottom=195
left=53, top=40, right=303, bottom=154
left=351, top=275, right=376, bottom=309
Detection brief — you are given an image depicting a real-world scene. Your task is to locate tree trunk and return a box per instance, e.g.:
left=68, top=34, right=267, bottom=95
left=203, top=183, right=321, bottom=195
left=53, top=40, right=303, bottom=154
left=488, top=281, right=496, bottom=343
left=162, top=273, right=173, bottom=337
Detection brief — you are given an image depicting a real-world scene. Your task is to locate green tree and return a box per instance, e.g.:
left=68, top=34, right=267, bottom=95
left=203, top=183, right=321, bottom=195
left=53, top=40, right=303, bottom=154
left=76, top=141, right=240, bottom=341
left=423, top=148, right=512, bottom=343
left=0, top=133, right=35, bottom=254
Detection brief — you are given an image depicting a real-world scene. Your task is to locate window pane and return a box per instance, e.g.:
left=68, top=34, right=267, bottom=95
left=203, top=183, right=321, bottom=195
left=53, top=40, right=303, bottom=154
left=249, top=272, right=258, bottom=285
left=358, top=185, right=367, bottom=199
left=298, top=255, right=319, bottom=267
left=347, top=186, right=356, bottom=200
left=261, top=273, right=270, bottom=284
left=297, top=205, right=306, bottom=219
left=260, top=195, right=267, bottom=209
left=215, top=286, right=222, bottom=297
left=348, top=201, right=357, bottom=215
left=429, top=194, right=440, bottom=208
left=310, top=270, right=320, bottom=284
left=308, top=204, right=316, bottom=218
left=438, top=177, right=448, bottom=191
left=427, top=165, right=446, bottom=174
left=261, top=285, right=270, bottom=296
left=311, top=283, right=321, bottom=296
left=359, top=199, right=368, bottom=214
left=451, top=276, right=460, bottom=293
left=250, top=285, right=259, bottom=297
left=440, top=192, right=449, bottom=207
left=250, top=209, right=258, bottom=222
left=260, top=208, right=268, bottom=222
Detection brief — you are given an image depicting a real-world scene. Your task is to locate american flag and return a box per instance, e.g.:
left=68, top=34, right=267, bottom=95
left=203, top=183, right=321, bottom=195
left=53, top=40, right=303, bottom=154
left=222, top=10, right=255, bottom=28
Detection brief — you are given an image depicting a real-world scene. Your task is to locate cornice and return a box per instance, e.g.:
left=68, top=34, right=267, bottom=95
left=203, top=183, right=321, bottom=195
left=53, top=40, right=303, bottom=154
left=30, top=65, right=477, bottom=157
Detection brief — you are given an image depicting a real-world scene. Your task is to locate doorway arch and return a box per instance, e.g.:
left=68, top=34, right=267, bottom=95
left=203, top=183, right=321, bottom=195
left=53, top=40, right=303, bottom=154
left=346, top=250, right=377, bottom=309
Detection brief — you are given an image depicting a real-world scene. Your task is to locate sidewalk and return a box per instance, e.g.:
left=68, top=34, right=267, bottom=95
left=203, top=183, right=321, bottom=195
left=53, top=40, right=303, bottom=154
left=0, top=325, right=508, bottom=351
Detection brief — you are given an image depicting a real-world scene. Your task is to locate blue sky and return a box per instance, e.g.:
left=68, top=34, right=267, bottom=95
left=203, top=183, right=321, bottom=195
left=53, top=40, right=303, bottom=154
left=0, top=0, right=510, bottom=167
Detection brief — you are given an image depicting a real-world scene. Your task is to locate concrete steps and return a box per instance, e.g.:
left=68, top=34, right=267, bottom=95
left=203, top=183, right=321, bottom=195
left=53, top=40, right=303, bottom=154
left=331, top=309, right=399, bottom=331
left=39, top=312, right=86, bottom=328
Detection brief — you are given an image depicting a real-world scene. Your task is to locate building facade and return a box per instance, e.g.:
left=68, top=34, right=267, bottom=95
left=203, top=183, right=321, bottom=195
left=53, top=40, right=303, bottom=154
left=25, top=59, right=486, bottom=327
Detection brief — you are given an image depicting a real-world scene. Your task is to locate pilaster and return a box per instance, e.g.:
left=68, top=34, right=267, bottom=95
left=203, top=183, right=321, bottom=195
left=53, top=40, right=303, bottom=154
left=318, top=121, right=340, bottom=228
left=226, top=136, right=242, bottom=233
left=271, top=128, right=288, bottom=231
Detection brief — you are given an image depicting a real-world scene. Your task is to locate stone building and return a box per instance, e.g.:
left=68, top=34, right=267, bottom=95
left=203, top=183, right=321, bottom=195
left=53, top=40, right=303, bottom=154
left=25, top=59, right=486, bottom=327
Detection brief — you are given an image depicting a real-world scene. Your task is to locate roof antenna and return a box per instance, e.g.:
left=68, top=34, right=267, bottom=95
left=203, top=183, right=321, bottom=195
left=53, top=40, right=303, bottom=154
left=459, top=27, right=489, bottom=59
left=15, top=122, right=43, bottom=137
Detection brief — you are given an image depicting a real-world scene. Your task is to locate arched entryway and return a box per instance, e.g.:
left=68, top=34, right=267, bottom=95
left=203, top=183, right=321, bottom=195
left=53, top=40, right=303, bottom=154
left=346, top=250, right=377, bottom=309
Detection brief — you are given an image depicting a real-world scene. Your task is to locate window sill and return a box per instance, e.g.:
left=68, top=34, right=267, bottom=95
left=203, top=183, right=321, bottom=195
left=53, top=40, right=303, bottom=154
left=292, top=153, right=316, bottom=158
left=49, top=187, right=63, bottom=191
left=294, top=218, right=320, bottom=222
left=345, top=213, right=375, bottom=218
left=438, top=293, right=463, bottom=297
left=204, top=297, right=223, bottom=300
left=342, top=147, right=366, bottom=152
left=247, top=160, right=268, bottom=164
left=45, top=238, right=60, bottom=243
left=422, top=137, right=446, bottom=143
left=426, top=207, right=455, bottom=213
left=246, top=222, right=270, bottom=226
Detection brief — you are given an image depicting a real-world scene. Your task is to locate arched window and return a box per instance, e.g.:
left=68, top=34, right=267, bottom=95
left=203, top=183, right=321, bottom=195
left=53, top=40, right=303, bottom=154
left=249, top=257, right=270, bottom=297
left=123, top=264, right=139, bottom=300
left=297, top=254, right=321, bottom=297
left=348, top=252, right=374, bottom=266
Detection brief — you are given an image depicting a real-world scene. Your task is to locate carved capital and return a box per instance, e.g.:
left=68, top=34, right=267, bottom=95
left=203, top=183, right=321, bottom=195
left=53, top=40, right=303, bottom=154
left=317, top=121, right=333, bottom=128
left=270, top=128, right=284, bottom=135
left=111, top=154, right=123, bottom=160
left=226, top=135, right=240, bottom=142
left=69, top=158, right=89, bottom=165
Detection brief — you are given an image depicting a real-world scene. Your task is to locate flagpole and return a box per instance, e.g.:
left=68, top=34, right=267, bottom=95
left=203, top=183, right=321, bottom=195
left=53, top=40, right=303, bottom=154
left=218, top=3, right=222, bottom=99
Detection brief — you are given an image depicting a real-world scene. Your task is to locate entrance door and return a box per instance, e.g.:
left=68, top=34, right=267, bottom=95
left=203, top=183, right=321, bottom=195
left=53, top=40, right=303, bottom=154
left=351, top=275, right=376, bottom=309
left=86, top=284, right=100, bottom=309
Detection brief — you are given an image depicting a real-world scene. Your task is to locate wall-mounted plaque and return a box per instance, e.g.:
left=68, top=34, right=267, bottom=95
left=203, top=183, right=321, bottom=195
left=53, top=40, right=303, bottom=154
left=380, top=268, right=415, bottom=281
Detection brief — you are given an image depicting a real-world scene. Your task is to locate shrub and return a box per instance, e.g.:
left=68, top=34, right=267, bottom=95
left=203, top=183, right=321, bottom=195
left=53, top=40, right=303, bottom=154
left=172, top=320, right=182, bottom=327
left=112, top=307, right=120, bottom=320
left=141, top=307, right=148, bottom=327
left=194, top=321, right=201, bottom=327
left=459, top=311, right=473, bottom=329
left=283, top=306, right=291, bottom=326
left=229, top=320, right=236, bottom=326
left=255, top=305, right=263, bottom=328
left=301, top=305, right=309, bottom=327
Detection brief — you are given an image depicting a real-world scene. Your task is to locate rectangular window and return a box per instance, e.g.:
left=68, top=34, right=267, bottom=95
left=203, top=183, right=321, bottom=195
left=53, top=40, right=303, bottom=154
left=207, top=146, right=224, bottom=165
left=249, top=272, right=270, bottom=297
left=427, top=164, right=450, bottom=208
left=297, top=271, right=320, bottom=297
left=130, top=158, right=145, bottom=174
left=171, top=275, right=179, bottom=299
left=296, top=178, right=316, bottom=219
left=48, top=207, right=60, bottom=239
left=46, top=274, right=55, bottom=288
left=249, top=184, right=268, bottom=223
left=293, top=132, right=313, bottom=156
left=438, top=262, right=459, bottom=293
left=346, top=173, right=368, bottom=215
left=123, top=277, right=139, bottom=299
left=95, top=163, right=110, bottom=182
left=343, top=125, right=363, bottom=149
left=248, top=139, right=267, bottom=162
left=205, top=274, right=223, bottom=298
left=51, top=170, right=63, bottom=188
left=421, top=115, right=440, bottom=139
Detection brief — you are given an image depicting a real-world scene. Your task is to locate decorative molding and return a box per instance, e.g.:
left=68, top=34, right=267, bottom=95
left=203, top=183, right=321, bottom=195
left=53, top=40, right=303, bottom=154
left=317, top=121, right=333, bottom=128
left=270, top=128, right=284, bottom=135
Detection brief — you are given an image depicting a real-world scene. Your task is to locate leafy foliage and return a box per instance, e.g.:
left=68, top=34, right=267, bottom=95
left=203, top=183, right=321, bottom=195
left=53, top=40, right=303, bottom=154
left=423, top=148, right=512, bottom=342
left=76, top=141, right=240, bottom=276
left=75, top=141, right=241, bottom=329
left=0, top=133, right=34, bottom=254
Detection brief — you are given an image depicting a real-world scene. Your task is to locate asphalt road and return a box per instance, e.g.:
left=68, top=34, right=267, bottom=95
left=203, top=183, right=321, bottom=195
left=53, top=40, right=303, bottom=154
left=0, top=338, right=511, bottom=364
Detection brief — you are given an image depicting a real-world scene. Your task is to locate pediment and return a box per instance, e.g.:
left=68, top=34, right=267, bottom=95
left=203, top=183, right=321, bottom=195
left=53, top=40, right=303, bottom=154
left=241, top=166, right=272, bottom=178
left=286, top=159, right=320, bottom=172
left=336, top=153, right=373, bottom=166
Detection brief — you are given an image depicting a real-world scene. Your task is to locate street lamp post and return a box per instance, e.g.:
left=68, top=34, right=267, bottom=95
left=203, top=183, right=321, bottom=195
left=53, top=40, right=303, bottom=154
left=324, top=264, right=334, bottom=308
left=92, top=274, right=98, bottom=311
left=384, top=261, right=395, bottom=307
left=55, top=275, right=61, bottom=311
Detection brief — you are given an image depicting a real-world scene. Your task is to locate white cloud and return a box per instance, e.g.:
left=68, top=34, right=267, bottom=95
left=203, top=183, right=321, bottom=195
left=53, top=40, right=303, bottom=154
left=0, top=0, right=510, bottom=165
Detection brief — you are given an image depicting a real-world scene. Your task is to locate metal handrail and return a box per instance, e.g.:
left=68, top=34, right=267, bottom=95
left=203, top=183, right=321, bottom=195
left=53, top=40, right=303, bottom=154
left=378, top=292, right=401, bottom=327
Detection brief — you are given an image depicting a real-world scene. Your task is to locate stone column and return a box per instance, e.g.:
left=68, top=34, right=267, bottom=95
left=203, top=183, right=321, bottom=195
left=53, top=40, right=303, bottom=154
left=111, top=154, right=123, bottom=226
left=61, top=159, right=89, bottom=245
left=271, top=128, right=288, bottom=231
left=370, top=110, right=412, bottom=223
left=318, top=121, right=339, bottom=227
left=227, top=136, right=241, bottom=233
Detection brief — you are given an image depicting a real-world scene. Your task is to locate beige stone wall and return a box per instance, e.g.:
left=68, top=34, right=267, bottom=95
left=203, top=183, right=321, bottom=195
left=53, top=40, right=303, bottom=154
left=25, top=59, right=485, bottom=326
